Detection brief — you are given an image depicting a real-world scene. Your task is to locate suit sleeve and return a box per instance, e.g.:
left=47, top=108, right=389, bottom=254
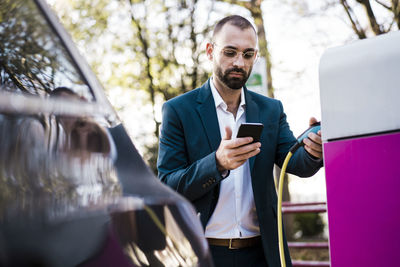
left=274, top=101, right=323, bottom=177
left=157, top=101, right=223, bottom=201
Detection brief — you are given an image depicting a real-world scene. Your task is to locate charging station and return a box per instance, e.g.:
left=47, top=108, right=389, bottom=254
left=319, top=31, right=400, bottom=266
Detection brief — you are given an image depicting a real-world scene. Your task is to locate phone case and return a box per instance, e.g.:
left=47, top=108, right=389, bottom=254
left=236, top=123, right=264, bottom=143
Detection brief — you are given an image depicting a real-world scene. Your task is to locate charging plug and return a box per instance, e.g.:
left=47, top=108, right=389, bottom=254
left=289, top=122, right=321, bottom=153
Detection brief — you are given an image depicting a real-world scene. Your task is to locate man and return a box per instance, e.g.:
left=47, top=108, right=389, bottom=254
left=157, top=15, right=323, bottom=267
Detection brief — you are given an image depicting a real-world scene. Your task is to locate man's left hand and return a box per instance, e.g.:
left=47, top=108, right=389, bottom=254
left=303, top=117, right=323, bottom=159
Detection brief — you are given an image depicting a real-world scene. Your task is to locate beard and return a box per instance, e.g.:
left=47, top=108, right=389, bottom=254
left=215, top=65, right=252, bottom=90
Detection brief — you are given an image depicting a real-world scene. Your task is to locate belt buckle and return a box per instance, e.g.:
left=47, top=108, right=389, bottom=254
left=228, top=238, right=234, bottom=249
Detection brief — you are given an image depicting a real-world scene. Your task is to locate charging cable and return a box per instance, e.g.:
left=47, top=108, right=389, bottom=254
left=277, top=122, right=321, bottom=267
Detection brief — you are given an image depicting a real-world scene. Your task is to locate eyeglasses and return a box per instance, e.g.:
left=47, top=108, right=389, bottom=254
left=213, top=43, right=258, bottom=61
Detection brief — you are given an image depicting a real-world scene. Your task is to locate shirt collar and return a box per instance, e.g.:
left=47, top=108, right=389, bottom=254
left=210, top=77, right=246, bottom=110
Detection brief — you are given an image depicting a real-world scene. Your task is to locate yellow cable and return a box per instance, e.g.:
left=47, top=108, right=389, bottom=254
left=277, top=151, right=292, bottom=267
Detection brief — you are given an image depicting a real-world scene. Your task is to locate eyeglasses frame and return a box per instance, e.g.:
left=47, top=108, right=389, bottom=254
left=212, top=43, right=259, bottom=63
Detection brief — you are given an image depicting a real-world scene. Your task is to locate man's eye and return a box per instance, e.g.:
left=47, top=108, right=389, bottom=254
left=223, top=50, right=237, bottom=57
left=243, top=52, right=255, bottom=59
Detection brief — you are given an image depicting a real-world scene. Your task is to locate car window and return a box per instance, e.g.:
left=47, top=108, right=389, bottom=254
left=0, top=0, right=94, bottom=101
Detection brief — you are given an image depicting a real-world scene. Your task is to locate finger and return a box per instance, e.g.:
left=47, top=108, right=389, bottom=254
left=303, top=137, right=322, bottom=153
left=223, top=126, right=232, bottom=140
left=230, top=159, right=248, bottom=170
left=229, top=150, right=260, bottom=169
left=307, top=132, right=322, bottom=145
left=232, top=142, right=261, bottom=157
left=304, top=145, right=323, bottom=159
left=309, top=117, right=318, bottom=126
left=224, top=145, right=261, bottom=170
left=226, top=136, right=253, bottom=149
left=233, top=147, right=261, bottom=163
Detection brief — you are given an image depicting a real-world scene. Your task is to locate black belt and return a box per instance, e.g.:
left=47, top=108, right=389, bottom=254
left=207, top=236, right=262, bottom=249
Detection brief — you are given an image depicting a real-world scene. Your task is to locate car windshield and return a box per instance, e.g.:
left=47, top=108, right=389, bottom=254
left=0, top=0, right=94, bottom=101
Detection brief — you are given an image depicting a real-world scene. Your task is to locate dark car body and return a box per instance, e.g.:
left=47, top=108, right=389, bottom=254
left=0, top=0, right=213, bottom=266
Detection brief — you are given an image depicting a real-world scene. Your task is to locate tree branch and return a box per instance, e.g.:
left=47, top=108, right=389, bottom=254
left=374, top=0, right=392, bottom=10
left=392, top=0, right=400, bottom=28
left=340, top=0, right=367, bottom=39
left=127, top=0, right=159, bottom=136
left=357, top=0, right=384, bottom=35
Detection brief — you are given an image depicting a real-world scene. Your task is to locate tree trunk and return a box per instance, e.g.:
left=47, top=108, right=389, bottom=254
left=248, top=0, right=275, bottom=98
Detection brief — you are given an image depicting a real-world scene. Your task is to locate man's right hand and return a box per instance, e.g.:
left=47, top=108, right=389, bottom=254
left=216, top=126, right=261, bottom=172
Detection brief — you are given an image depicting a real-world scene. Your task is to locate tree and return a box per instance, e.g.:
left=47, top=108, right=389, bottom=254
left=289, top=0, right=399, bottom=39
left=339, top=0, right=399, bottom=38
left=51, top=0, right=222, bottom=172
left=0, top=0, right=86, bottom=96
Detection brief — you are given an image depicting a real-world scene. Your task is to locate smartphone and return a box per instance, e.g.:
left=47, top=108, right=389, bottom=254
left=236, top=123, right=264, bottom=143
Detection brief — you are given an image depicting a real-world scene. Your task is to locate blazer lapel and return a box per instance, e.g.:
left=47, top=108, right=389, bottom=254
left=196, top=80, right=221, bottom=152
left=244, top=87, right=260, bottom=171
left=195, top=83, right=261, bottom=168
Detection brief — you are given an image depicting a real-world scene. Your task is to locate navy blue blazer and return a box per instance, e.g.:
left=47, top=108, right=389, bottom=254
left=157, top=79, right=322, bottom=267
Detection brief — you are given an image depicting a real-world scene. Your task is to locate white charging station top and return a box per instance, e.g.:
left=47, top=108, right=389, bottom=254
left=319, top=31, right=400, bottom=141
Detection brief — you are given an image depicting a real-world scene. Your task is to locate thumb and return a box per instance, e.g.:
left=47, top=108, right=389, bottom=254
left=309, top=116, right=318, bottom=126
left=223, top=126, right=232, bottom=140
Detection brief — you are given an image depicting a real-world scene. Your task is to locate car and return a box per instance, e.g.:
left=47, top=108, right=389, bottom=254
left=0, top=0, right=213, bottom=266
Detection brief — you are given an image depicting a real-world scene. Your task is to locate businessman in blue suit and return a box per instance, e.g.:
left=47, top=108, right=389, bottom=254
left=157, top=15, right=323, bottom=267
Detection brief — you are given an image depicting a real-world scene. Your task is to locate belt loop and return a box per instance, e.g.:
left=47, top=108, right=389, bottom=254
left=229, top=238, right=234, bottom=249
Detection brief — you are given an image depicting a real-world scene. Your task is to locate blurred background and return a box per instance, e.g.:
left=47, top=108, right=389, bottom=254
left=46, top=0, right=399, bottom=261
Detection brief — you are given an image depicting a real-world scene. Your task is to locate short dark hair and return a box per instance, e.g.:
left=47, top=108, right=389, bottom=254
left=50, top=87, right=87, bottom=101
left=212, top=15, right=256, bottom=41
left=50, top=87, right=76, bottom=97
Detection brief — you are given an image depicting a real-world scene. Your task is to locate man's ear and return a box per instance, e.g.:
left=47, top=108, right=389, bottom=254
left=206, top=43, right=213, bottom=60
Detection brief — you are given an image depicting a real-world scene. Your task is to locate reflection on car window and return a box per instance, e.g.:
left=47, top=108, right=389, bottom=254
left=0, top=0, right=93, bottom=101
left=0, top=112, right=120, bottom=218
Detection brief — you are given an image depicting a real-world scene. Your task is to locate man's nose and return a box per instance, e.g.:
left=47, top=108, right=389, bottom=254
left=233, top=53, right=245, bottom=68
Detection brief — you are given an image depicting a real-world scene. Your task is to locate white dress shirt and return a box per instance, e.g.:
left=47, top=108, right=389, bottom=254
left=205, top=79, right=260, bottom=239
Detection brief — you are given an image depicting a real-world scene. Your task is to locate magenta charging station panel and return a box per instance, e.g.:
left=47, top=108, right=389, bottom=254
left=319, top=31, right=400, bottom=266
left=324, top=133, right=400, bottom=266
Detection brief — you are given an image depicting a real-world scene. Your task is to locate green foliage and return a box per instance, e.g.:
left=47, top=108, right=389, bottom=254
left=293, top=213, right=324, bottom=238
left=49, top=0, right=224, bottom=170
left=57, top=0, right=110, bottom=42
